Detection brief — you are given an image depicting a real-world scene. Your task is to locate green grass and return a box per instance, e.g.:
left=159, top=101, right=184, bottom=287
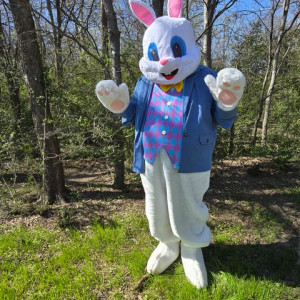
left=0, top=212, right=299, bottom=299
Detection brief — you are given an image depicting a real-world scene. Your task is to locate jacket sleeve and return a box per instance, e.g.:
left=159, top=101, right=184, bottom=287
left=119, top=77, right=143, bottom=126
left=211, top=100, right=237, bottom=129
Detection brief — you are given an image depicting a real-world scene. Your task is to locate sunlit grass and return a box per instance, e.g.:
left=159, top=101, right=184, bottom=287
left=0, top=211, right=299, bottom=299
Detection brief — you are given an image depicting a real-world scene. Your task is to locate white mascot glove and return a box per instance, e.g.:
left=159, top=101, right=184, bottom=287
left=205, top=68, right=246, bottom=111
left=95, top=80, right=130, bottom=114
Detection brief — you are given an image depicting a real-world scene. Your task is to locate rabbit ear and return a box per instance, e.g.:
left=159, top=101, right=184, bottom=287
left=129, top=0, right=156, bottom=27
left=167, top=0, right=182, bottom=18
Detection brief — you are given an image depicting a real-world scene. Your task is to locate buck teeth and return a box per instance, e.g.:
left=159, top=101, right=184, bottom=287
left=161, top=69, right=178, bottom=78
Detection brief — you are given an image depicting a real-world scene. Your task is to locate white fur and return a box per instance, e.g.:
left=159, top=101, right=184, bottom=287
left=140, top=16, right=201, bottom=84
left=141, top=148, right=211, bottom=248
left=95, top=1, right=246, bottom=291
left=205, top=68, right=246, bottom=111
left=95, top=80, right=130, bottom=114
left=181, top=244, right=208, bottom=289
left=147, top=241, right=180, bottom=274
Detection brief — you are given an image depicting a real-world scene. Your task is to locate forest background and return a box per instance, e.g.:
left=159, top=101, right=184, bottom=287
left=0, top=0, right=299, bottom=299
left=0, top=0, right=299, bottom=203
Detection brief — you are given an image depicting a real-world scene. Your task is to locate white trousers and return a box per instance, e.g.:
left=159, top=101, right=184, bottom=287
left=140, top=149, right=212, bottom=248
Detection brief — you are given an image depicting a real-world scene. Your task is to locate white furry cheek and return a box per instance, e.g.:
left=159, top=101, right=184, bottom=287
left=187, top=45, right=201, bottom=65
left=139, top=57, right=161, bottom=82
left=139, top=57, right=148, bottom=74
left=138, top=48, right=201, bottom=84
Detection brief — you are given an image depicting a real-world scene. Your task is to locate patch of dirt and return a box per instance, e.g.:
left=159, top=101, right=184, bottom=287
left=1, top=157, right=299, bottom=251
left=207, top=157, right=299, bottom=250
left=0, top=157, right=145, bottom=232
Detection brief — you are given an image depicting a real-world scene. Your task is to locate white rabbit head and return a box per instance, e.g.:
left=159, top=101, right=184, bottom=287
left=129, top=0, right=201, bottom=85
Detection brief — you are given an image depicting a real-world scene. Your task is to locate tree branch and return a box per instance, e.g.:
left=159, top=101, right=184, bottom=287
left=196, top=0, right=237, bottom=42
left=31, top=5, right=111, bottom=78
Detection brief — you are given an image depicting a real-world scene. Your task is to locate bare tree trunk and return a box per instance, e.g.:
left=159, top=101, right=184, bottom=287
left=197, top=0, right=237, bottom=46
left=228, top=123, right=235, bottom=155
left=201, top=0, right=238, bottom=67
left=100, top=0, right=109, bottom=59
left=185, top=0, right=189, bottom=19
left=102, top=0, right=121, bottom=84
left=9, top=0, right=66, bottom=204
left=47, top=0, right=64, bottom=79
left=203, top=0, right=217, bottom=68
left=0, top=12, right=21, bottom=132
left=251, top=0, right=278, bottom=146
left=261, top=68, right=276, bottom=146
left=251, top=61, right=271, bottom=145
left=33, top=12, right=47, bottom=62
left=152, top=0, right=164, bottom=17
left=102, top=0, right=125, bottom=189
left=261, top=0, right=294, bottom=146
left=56, top=0, right=64, bottom=79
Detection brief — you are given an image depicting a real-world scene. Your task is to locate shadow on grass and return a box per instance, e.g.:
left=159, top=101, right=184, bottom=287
left=1, top=172, right=42, bottom=184
left=203, top=162, right=300, bottom=288
left=2, top=158, right=299, bottom=291
left=204, top=238, right=300, bottom=288
left=57, top=207, right=120, bottom=230
left=207, top=161, right=300, bottom=242
left=44, top=197, right=130, bottom=230
left=158, top=239, right=299, bottom=289
left=78, top=186, right=144, bottom=202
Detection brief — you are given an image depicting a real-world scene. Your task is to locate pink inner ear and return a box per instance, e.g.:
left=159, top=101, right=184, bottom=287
left=131, top=2, right=155, bottom=26
left=168, top=0, right=182, bottom=18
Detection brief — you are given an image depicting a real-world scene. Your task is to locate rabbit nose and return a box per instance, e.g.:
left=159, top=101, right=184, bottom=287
left=159, top=58, right=169, bottom=65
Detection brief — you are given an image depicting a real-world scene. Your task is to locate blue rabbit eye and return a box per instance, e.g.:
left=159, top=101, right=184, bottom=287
left=148, top=42, right=159, bottom=61
left=171, top=36, right=186, bottom=58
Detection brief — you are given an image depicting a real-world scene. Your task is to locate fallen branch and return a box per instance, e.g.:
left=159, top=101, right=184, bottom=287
left=134, top=274, right=151, bottom=291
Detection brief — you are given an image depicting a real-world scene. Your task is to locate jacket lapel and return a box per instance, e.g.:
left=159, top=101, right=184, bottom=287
left=183, top=71, right=196, bottom=116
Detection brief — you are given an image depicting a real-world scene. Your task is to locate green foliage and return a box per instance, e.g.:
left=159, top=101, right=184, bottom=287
left=41, top=52, right=139, bottom=166
left=217, top=22, right=300, bottom=162
left=0, top=78, right=39, bottom=170
left=0, top=3, right=299, bottom=188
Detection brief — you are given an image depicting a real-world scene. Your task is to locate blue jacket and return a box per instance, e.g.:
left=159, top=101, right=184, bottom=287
left=121, top=65, right=237, bottom=173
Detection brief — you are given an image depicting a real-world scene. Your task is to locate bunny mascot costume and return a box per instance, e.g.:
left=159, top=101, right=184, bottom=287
left=96, top=0, right=245, bottom=289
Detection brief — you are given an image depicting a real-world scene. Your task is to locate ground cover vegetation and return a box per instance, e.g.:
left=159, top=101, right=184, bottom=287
left=0, top=0, right=299, bottom=299
left=0, top=158, right=299, bottom=299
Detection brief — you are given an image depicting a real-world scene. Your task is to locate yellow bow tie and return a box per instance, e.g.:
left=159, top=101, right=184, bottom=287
left=160, top=81, right=184, bottom=92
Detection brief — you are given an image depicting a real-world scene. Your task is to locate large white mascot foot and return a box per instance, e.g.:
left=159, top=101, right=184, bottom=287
left=181, top=244, right=208, bottom=289
left=204, top=68, right=246, bottom=111
left=147, top=241, right=180, bottom=274
left=95, top=80, right=130, bottom=113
